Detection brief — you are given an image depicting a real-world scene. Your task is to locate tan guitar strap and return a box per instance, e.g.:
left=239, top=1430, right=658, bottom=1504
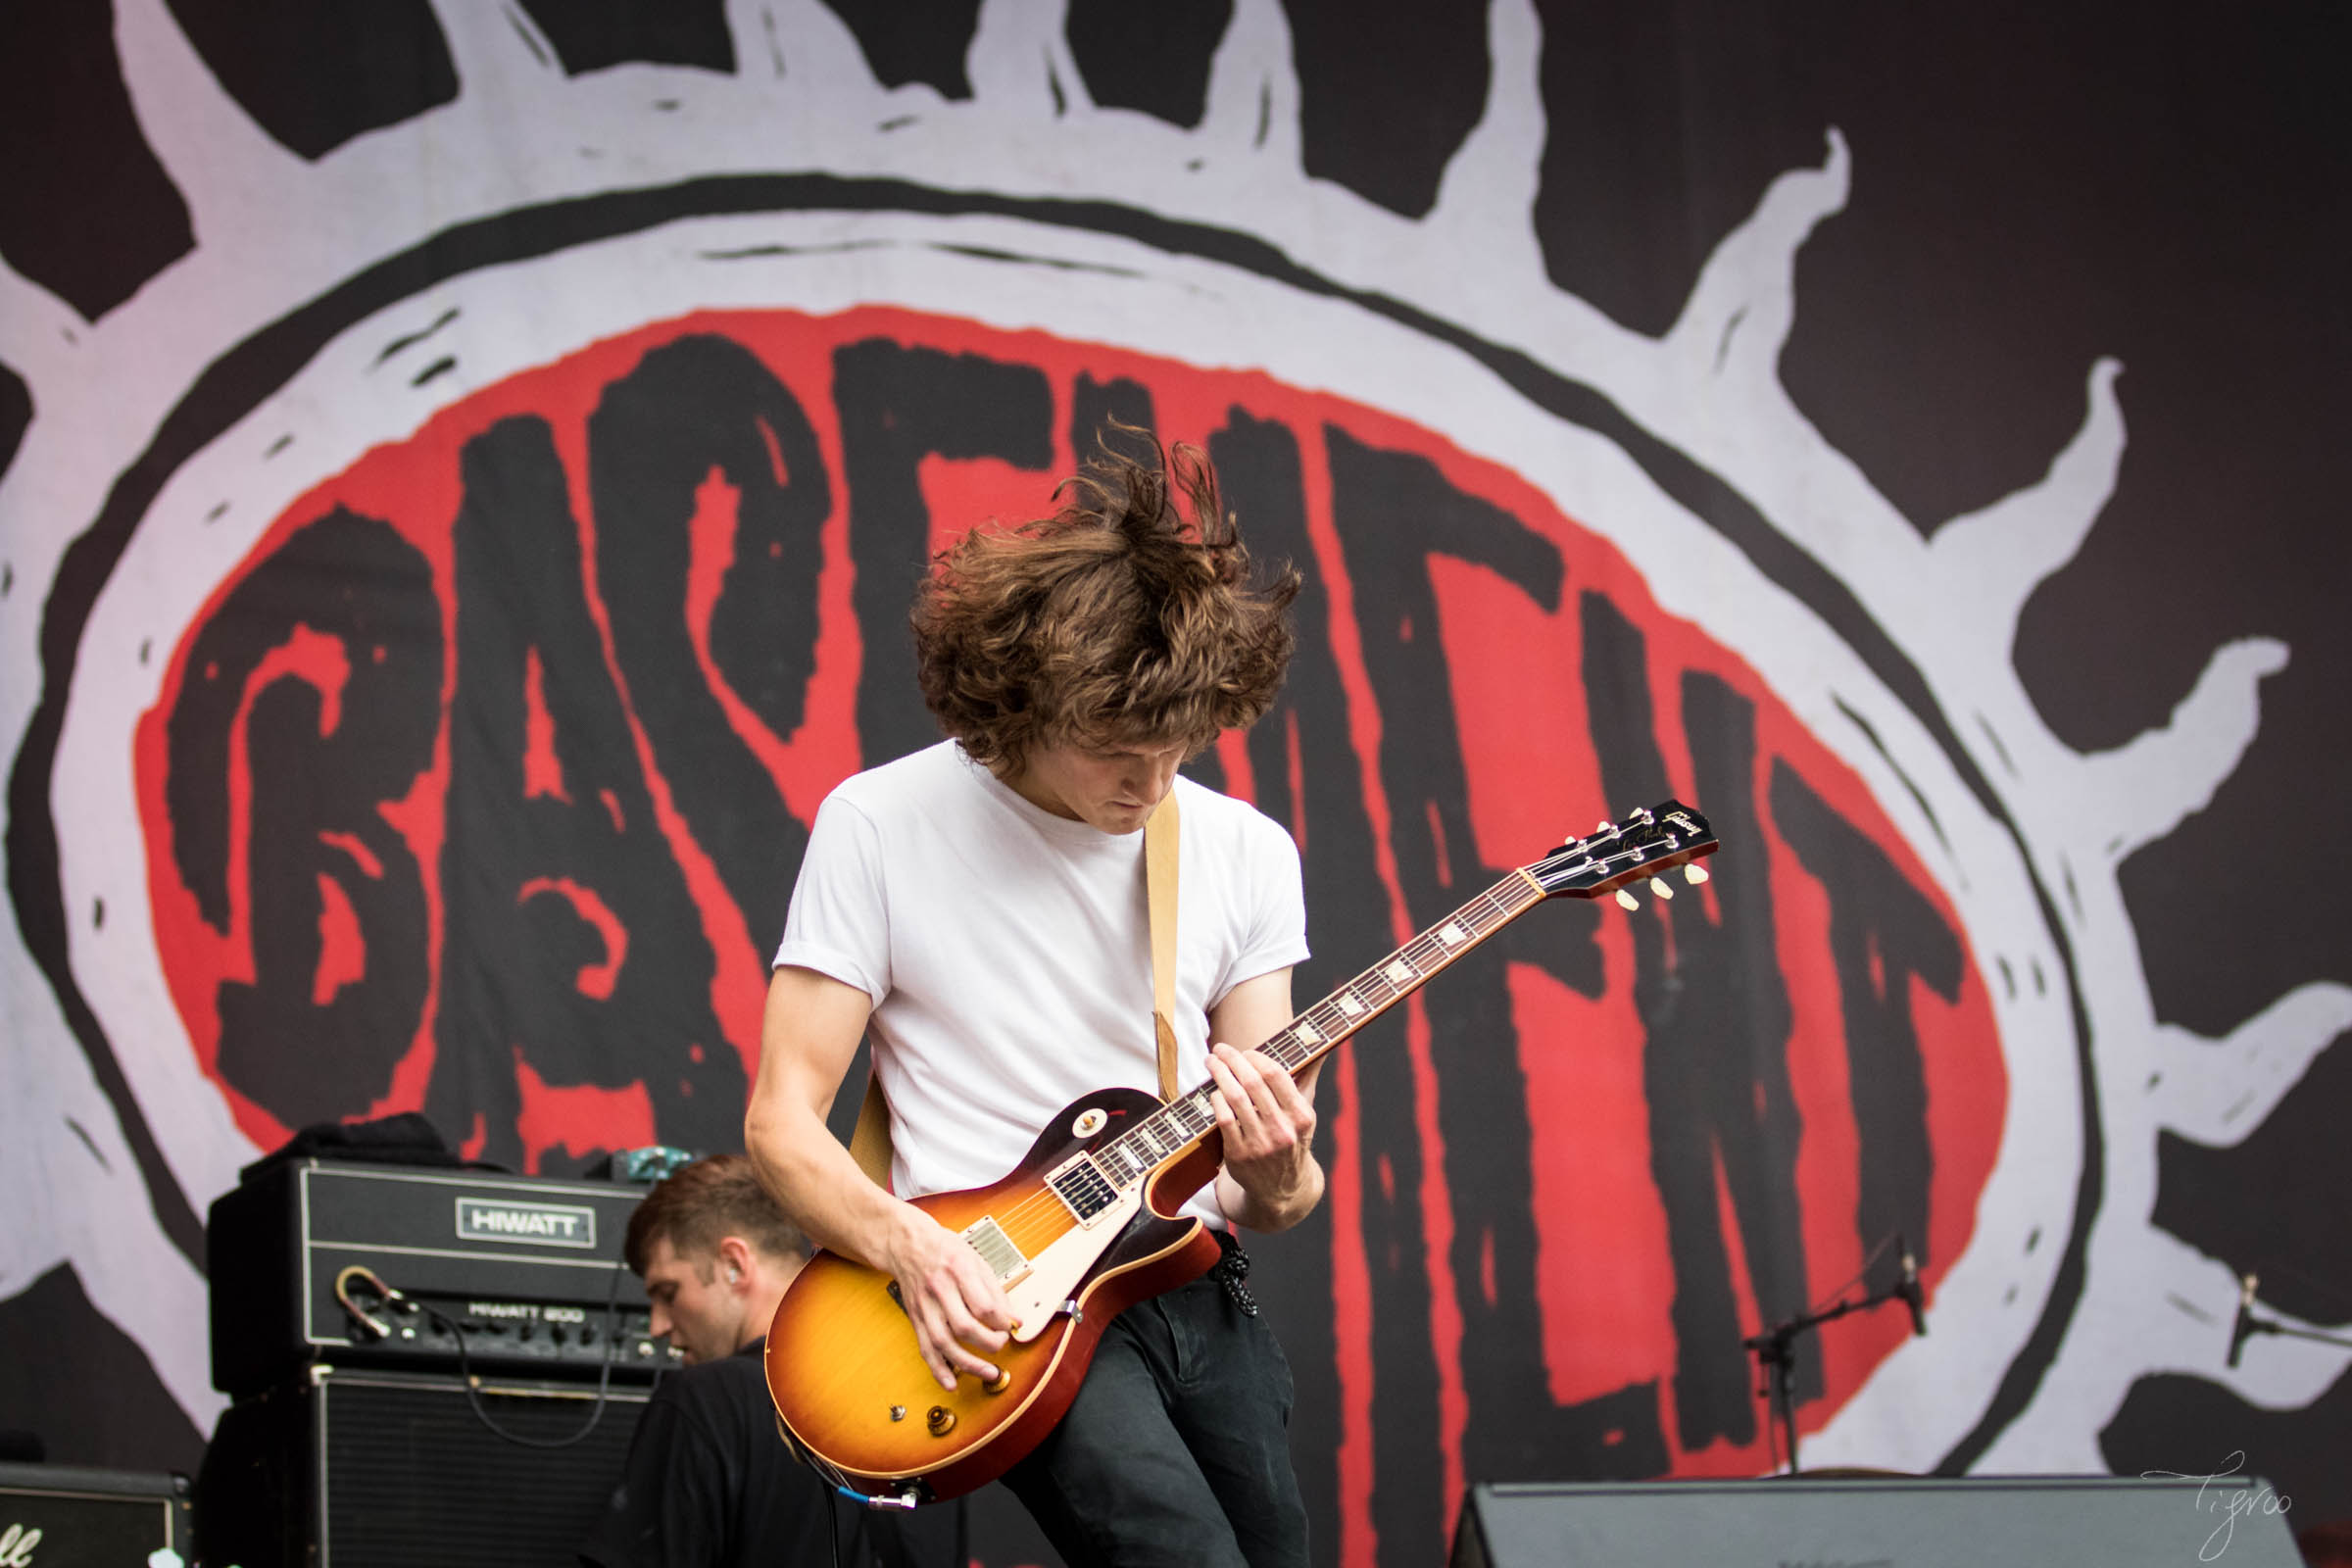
left=1144, top=788, right=1182, bottom=1103
left=848, top=1069, right=894, bottom=1189
left=846, top=788, right=1182, bottom=1188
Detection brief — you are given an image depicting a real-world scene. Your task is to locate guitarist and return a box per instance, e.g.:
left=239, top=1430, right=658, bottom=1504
left=745, top=430, right=1322, bottom=1567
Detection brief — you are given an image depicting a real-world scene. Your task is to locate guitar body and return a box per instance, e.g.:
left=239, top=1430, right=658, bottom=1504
left=764, top=1086, right=1225, bottom=1501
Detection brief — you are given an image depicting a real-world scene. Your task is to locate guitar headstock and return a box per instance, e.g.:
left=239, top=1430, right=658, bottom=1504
left=1528, top=801, right=1719, bottom=906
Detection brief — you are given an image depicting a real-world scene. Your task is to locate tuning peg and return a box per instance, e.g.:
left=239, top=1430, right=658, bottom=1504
left=1647, top=876, right=1674, bottom=902
left=1684, top=863, right=1710, bottom=886
left=1614, top=888, right=1640, bottom=911
left=1594, top=819, right=1614, bottom=835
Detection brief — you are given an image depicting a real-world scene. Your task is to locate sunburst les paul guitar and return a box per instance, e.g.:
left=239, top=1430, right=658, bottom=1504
left=762, top=801, right=1719, bottom=1504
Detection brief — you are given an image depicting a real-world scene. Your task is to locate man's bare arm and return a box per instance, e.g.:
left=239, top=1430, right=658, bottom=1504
left=743, top=966, right=1012, bottom=1391
left=1203, top=967, right=1326, bottom=1233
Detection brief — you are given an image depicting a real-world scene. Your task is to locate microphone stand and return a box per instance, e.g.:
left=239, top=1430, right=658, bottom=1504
left=2243, top=1320, right=2352, bottom=1352
left=2220, top=1278, right=2352, bottom=1363
left=1741, top=1275, right=1916, bottom=1476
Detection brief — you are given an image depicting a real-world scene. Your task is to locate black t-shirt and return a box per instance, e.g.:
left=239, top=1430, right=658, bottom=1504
left=578, top=1339, right=960, bottom=1568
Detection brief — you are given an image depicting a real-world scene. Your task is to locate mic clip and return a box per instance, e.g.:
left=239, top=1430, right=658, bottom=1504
left=1898, top=1243, right=1928, bottom=1338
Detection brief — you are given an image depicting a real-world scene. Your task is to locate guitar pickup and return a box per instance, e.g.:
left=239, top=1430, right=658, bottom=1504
left=961, top=1215, right=1031, bottom=1284
left=1046, top=1154, right=1121, bottom=1228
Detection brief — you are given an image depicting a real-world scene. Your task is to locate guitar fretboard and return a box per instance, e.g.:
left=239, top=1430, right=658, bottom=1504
left=1088, top=868, right=1546, bottom=1192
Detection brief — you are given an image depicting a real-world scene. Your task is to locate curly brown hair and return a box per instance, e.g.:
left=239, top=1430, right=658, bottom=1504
left=622, top=1154, right=808, bottom=1277
left=912, top=427, right=1300, bottom=774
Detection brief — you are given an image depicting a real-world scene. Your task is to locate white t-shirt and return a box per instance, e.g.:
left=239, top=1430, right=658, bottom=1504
left=773, top=741, right=1310, bottom=1227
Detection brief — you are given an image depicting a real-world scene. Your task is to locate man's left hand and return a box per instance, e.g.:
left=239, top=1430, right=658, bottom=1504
left=1207, top=1042, right=1319, bottom=1226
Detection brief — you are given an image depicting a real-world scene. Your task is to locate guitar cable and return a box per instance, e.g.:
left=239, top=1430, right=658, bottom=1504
left=770, top=1409, right=921, bottom=1568
left=821, top=1466, right=919, bottom=1565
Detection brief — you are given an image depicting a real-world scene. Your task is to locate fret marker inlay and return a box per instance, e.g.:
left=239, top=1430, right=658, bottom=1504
left=1439, top=921, right=1467, bottom=946
left=1384, top=959, right=1415, bottom=985
left=1339, top=994, right=1366, bottom=1017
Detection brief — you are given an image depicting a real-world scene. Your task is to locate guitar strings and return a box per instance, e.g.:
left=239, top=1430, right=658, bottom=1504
left=984, top=880, right=1528, bottom=1247
left=978, top=843, right=1690, bottom=1251
left=978, top=877, right=1544, bottom=1253
left=988, top=875, right=1559, bottom=1249
left=983, top=832, right=1701, bottom=1250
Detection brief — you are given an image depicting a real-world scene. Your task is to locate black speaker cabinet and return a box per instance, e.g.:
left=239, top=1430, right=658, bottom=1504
left=1451, top=1475, right=2305, bottom=1568
left=0, top=1463, right=193, bottom=1565
left=199, top=1365, right=648, bottom=1568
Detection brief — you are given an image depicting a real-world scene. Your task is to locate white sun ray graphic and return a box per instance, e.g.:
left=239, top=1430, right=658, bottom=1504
left=1, top=0, right=2341, bottom=1494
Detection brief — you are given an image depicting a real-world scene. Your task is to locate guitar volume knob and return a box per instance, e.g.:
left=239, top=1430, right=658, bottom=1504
left=926, top=1405, right=956, bottom=1437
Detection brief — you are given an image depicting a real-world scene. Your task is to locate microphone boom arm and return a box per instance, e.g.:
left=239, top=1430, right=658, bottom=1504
left=1740, top=1239, right=1927, bottom=1476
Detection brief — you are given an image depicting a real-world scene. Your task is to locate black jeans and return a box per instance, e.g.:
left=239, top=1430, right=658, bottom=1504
left=1001, top=1268, right=1308, bottom=1567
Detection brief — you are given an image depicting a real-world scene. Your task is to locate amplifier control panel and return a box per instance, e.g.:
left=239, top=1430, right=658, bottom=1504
left=210, top=1159, right=687, bottom=1395
left=330, top=1280, right=687, bottom=1373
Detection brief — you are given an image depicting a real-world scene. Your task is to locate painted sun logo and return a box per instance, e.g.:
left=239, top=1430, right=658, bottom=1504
left=4, top=1, right=2344, bottom=1563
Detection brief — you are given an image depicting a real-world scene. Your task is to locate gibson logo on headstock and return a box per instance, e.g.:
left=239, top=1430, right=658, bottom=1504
left=0, top=1522, right=42, bottom=1565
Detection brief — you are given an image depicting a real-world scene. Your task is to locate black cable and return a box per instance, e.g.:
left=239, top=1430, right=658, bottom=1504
left=1804, top=1231, right=1899, bottom=1318
left=338, top=1258, right=636, bottom=1450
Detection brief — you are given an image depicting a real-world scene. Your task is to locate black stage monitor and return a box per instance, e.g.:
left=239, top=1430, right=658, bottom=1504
left=1451, top=1474, right=2303, bottom=1568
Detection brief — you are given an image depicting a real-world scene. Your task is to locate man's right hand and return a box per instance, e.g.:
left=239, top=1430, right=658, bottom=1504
left=882, top=1206, right=1015, bottom=1392
left=745, top=967, right=1016, bottom=1392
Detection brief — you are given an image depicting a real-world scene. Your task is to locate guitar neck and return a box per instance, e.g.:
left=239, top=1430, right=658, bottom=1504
left=1094, top=869, right=1548, bottom=1185
left=1087, top=800, right=1716, bottom=1192
left=1259, top=872, right=1546, bottom=1079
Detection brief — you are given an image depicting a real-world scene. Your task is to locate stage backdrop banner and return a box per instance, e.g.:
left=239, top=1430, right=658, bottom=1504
left=2, top=3, right=2344, bottom=1564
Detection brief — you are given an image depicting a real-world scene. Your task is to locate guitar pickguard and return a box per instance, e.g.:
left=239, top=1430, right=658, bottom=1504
left=998, top=1185, right=1146, bottom=1342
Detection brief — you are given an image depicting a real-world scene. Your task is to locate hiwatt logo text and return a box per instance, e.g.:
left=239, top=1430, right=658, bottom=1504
left=456, top=1198, right=597, bottom=1250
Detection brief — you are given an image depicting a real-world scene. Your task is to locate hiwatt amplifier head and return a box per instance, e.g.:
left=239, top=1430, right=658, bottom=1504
left=208, top=1159, right=685, bottom=1397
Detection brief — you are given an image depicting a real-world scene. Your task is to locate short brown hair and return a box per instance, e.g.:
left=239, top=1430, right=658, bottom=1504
left=622, top=1154, right=809, bottom=1276
left=912, top=427, right=1300, bottom=775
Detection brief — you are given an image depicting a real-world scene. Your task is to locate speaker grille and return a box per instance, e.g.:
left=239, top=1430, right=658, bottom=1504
left=313, top=1374, right=645, bottom=1568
